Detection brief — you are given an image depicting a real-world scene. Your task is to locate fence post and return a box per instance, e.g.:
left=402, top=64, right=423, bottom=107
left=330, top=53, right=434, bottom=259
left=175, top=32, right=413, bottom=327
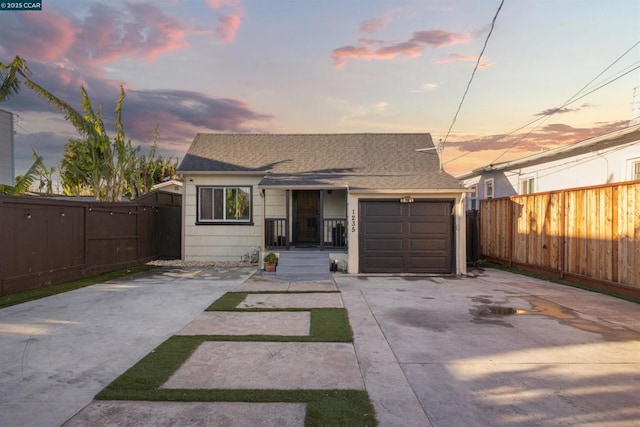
left=507, top=197, right=513, bottom=267
left=559, top=190, right=566, bottom=279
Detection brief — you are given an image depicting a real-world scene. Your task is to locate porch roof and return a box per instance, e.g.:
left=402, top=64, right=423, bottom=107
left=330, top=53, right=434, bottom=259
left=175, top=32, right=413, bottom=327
left=178, top=133, right=464, bottom=191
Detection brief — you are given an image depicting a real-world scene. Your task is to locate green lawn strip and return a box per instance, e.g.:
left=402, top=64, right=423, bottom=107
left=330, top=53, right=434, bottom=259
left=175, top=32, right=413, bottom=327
left=0, top=265, right=157, bottom=309
left=485, top=263, right=640, bottom=304
left=98, top=388, right=374, bottom=426
left=206, top=291, right=340, bottom=311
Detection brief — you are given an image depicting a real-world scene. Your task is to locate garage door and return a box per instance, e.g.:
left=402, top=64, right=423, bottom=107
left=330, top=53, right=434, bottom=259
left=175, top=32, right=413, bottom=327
left=359, top=200, right=453, bottom=274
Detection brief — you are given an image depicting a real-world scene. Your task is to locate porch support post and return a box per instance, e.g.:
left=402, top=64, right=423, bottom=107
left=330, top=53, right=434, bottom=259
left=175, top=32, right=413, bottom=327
left=285, top=189, right=290, bottom=249
left=319, top=190, right=324, bottom=250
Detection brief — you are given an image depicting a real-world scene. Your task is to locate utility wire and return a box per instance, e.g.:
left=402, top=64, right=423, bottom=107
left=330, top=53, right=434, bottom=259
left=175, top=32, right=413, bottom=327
left=441, top=0, right=504, bottom=149
left=445, top=40, right=640, bottom=167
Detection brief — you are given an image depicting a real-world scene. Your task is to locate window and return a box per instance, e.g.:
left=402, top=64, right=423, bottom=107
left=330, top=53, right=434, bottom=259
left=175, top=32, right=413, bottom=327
left=634, top=162, right=640, bottom=181
left=520, top=177, right=535, bottom=194
left=468, top=185, right=477, bottom=210
left=484, top=179, right=494, bottom=199
left=198, top=186, right=252, bottom=223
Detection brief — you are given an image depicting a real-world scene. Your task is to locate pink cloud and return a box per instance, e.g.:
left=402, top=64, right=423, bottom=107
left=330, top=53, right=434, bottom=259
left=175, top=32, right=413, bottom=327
left=216, top=10, right=245, bottom=42
left=410, top=30, right=471, bottom=47
left=360, top=17, right=391, bottom=34
left=333, top=28, right=478, bottom=68
left=207, top=0, right=245, bottom=42
left=0, top=9, right=77, bottom=61
left=436, top=53, right=492, bottom=69
left=72, top=3, right=189, bottom=65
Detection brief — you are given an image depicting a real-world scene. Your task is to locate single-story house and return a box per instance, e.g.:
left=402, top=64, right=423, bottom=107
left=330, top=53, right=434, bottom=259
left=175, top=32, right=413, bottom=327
left=177, top=133, right=468, bottom=275
left=457, top=124, right=640, bottom=209
left=151, top=179, right=183, bottom=195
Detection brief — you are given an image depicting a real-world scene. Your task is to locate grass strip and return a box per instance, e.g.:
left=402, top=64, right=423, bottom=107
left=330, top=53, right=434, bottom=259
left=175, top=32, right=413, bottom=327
left=97, top=333, right=372, bottom=426
left=0, top=265, right=157, bottom=309
left=485, top=263, right=640, bottom=304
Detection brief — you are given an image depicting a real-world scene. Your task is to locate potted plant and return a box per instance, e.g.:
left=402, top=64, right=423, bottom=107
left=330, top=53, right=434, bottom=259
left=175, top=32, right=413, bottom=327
left=263, top=252, right=278, bottom=272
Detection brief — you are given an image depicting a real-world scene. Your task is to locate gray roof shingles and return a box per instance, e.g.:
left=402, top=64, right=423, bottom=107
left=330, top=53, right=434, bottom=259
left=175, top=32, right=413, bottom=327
left=178, top=133, right=463, bottom=190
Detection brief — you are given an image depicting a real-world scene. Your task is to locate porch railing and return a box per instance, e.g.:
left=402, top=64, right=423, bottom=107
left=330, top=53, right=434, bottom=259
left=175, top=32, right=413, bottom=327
left=265, top=218, right=288, bottom=248
left=265, top=217, right=347, bottom=249
left=323, top=218, right=347, bottom=249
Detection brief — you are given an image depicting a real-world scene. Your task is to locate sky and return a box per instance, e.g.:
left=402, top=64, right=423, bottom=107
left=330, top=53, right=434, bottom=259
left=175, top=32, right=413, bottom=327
left=1, top=0, right=639, bottom=181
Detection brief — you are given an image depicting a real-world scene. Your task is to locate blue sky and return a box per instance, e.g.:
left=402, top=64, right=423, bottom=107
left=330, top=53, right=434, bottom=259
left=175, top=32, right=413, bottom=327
left=1, top=0, right=638, bottom=179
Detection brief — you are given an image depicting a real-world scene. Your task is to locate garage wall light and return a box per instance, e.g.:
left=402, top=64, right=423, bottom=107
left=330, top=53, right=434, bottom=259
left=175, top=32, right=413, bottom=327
left=400, top=196, right=414, bottom=204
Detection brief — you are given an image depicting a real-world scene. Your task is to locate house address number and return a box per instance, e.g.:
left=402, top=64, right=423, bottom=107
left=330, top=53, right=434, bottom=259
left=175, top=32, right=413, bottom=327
left=351, top=209, right=356, bottom=232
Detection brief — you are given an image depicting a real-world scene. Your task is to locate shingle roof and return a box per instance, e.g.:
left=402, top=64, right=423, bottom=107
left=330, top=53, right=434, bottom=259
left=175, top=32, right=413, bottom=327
left=178, top=133, right=464, bottom=190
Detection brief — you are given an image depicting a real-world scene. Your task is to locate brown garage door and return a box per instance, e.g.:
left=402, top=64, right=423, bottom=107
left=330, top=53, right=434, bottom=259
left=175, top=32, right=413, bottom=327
left=359, top=200, right=453, bottom=274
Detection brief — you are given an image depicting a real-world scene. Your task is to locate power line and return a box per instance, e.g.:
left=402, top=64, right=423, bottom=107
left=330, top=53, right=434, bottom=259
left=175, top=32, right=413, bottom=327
left=442, top=0, right=504, bottom=149
left=444, top=40, right=640, bottom=167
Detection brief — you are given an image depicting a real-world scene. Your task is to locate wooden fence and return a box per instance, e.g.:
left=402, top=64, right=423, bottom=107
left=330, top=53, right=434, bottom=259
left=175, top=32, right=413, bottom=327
left=0, top=191, right=181, bottom=296
left=479, top=181, right=640, bottom=297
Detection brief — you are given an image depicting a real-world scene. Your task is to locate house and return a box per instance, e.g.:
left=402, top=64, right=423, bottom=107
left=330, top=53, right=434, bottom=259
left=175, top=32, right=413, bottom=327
left=151, top=179, right=183, bottom=195
left=177, top=133, right=468, bottom=275
left=457, top=124, right=640, bottom=209
left=0, top=108, right=14, bottom=186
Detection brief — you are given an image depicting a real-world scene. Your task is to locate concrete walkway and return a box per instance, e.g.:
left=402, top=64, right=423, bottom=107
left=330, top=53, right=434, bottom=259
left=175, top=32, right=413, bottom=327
left=265, top=250, right=332, bottom=281
left=2, top=265, right=639, bottom=426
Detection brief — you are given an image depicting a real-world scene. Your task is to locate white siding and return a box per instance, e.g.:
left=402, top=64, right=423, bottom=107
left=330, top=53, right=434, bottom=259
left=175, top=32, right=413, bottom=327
left=183, top=174, right=263, bottom=262
left=463, top=141, right=640, bottom=199
left=0, top=109, right=14, bottom=186
left=323, top=189, right=347, bottom=217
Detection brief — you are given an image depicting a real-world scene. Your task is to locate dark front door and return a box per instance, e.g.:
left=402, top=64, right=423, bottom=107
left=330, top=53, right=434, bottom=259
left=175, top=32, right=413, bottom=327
left=294, top=190, right=320, bottom=245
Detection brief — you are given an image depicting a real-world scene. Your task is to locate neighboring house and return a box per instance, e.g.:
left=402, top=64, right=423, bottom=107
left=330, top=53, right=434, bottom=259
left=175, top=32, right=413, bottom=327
left=0, top=109, right=14, bottom=186
left=457, top=124, right=640, bottom=209
left=177, top=133, right=468, bottom=275
left=151, top=179, right=183, bottom=194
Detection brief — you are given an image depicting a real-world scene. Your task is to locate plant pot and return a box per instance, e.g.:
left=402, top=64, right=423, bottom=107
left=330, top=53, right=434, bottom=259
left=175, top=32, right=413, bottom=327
left=264, top=262, right=276, bottom=272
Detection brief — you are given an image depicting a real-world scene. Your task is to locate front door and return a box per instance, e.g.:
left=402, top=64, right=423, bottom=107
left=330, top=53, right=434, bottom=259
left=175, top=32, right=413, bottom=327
left=294, top=190, right=320, bottom=245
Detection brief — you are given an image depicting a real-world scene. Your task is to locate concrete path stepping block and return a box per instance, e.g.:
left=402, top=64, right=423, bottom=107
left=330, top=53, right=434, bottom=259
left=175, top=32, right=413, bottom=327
left=162, top=342, right=365, bottom=390
left=237, top=293, right=343, bottom=309
left=177, top=312, right=310, bottom=336
left=63, top=401, right=306, bottom=426
left=289, top=281, right=338, bottom=291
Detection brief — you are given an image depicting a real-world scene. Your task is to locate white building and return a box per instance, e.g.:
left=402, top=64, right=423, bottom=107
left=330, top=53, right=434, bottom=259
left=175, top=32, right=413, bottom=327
left=457, top=124, right=640, bottom=209
left=0, top=109, right=14, bottom=186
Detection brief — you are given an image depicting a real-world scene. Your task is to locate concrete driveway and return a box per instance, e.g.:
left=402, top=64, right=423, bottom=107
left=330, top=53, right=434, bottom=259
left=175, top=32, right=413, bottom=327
left=336, top=268, right=640, bottom=427
left=2, top=265, right=639, bottom=427
left=0, top=266, right=255, bottom=427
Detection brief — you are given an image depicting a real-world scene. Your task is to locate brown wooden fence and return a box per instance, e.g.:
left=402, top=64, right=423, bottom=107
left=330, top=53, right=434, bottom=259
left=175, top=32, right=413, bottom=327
left=0, top=191, right=181, bottom=296
left=479, top=181, right=640, bottom=297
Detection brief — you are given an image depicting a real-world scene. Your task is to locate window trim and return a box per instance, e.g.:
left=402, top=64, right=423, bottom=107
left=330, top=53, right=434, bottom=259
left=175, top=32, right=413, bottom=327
left=468, top=185, right=477, bottom=210
left=520, top=176, right=535, bottom=195
left=196, top=185, right=254, bottom=225
left=484, top=178, right=494, bottom=199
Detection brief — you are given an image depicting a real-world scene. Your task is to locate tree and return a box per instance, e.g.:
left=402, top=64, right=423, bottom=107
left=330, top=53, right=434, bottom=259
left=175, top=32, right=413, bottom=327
left=1, top=56, right=177, bottom=201
left=0, top=150, right=44, bottom=195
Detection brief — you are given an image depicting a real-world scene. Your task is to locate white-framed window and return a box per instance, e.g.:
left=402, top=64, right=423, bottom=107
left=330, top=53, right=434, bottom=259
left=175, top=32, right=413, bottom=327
left=520, top=177, right=535, bottom=195
left=484, top=178, right=494, bottom=199
left=197, top=186, right=252, bottom=223
left=626, top=158, right=640, bottom=181
left=468, top=185, right=477, bottom=209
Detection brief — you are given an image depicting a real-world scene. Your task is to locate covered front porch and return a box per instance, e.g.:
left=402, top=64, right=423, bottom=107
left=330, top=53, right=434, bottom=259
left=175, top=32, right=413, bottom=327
left=262, top=188, right=348, bottom=251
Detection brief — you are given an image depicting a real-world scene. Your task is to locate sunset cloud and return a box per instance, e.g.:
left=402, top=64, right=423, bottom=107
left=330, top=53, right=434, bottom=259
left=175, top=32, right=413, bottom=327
left=360, top=17, right=391, bottom=34
left=332, top=29, right=478, bottom=68
left=444, top=121, right=629, bottom=155
left=435, top=53, right=492, bottom=68
left=0, top=9, right=77, bottom=61
left=207, top=0, right=245, bottom=42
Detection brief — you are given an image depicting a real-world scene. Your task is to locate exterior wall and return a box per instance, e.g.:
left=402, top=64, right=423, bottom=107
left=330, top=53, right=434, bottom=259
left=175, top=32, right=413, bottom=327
left=463, top=142, right=640, bottom=201
left=346, top=191, right=467, bottom=276
left=0, top=109, right=14, bottom=186
left=182, top=174, right=263, bottom=262
left=323, top=189, right=347, bottom=217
